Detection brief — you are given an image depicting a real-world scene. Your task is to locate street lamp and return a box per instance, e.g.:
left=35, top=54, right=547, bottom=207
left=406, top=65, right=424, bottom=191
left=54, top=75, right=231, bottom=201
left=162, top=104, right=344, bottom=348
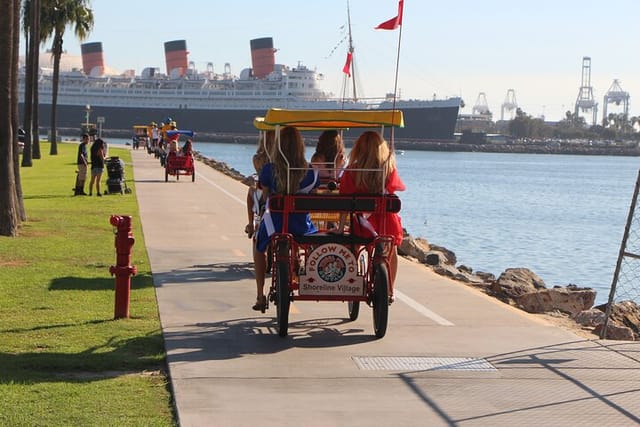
left=85, top=104, right=91, bottom=126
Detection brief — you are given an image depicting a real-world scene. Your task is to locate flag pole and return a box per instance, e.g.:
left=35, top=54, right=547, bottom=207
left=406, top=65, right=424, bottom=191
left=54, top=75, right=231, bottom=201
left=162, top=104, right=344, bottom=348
left=374, top=0, right=404, bottom=150
left=390, top=20, right=403, bottom=151
left=391, top=2, right=404, bottom=152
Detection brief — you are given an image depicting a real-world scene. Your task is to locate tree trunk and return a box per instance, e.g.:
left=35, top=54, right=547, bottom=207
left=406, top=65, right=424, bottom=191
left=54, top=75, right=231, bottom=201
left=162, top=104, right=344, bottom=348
left=22, top=29, right=34, bottom=167
left=49, top=32, right=62, bottom=155
left=12, top=0, right=24, bottom=221
left=0, top=0, right=19, bottom=236
left=31, top=0, right=41, bottom=159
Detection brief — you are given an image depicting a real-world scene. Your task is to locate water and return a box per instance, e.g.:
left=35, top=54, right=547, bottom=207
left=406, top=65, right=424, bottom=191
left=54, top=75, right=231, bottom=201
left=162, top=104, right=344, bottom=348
left=191, top=140, right=640, bottom=305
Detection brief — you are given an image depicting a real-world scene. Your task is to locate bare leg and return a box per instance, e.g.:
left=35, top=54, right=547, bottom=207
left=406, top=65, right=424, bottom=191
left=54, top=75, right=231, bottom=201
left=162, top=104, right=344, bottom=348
left=254, top=246, right=267, bottom=299
left=252, top=238, right=268, bottom=312
left=88, top=174, right=96, bottom=195
left=389, top=247, right=398, bottom=296
left=96, top=173, right=102, bottom=196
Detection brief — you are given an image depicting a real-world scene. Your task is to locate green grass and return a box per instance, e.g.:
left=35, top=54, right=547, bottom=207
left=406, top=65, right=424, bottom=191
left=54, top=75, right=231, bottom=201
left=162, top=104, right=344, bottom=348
left=0, top=142, right=175, bottom=426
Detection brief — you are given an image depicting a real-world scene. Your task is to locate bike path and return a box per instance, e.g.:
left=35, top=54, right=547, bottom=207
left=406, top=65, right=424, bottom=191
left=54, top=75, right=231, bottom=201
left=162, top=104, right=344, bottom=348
left=130, top=148, right=640, bottom=427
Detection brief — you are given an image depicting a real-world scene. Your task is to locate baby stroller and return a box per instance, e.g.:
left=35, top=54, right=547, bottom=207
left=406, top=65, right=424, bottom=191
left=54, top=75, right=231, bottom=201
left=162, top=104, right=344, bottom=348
left=105, top=157, right=131, bottom=195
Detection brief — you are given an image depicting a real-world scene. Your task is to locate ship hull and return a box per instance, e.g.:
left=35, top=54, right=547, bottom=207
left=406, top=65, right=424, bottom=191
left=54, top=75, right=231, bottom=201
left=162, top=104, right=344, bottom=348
left=24, top=102, right=460, bottom=141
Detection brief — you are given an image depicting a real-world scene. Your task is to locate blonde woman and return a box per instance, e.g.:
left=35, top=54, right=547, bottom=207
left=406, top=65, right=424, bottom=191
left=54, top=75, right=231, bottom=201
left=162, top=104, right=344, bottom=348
left=338, top=131, right=405, bottom=288
left=252, top=126, right=319, bottom=311
left=245, top=130, right=275, bottom=239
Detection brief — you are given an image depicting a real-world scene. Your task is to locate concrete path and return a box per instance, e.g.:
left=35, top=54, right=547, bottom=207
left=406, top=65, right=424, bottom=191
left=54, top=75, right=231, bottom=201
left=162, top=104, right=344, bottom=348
left=130, top=148, right=640, bottom=427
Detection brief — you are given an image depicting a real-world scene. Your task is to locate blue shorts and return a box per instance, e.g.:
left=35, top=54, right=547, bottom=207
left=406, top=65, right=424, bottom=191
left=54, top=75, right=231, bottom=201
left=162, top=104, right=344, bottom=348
left=91, top=168, right=103, bottom=177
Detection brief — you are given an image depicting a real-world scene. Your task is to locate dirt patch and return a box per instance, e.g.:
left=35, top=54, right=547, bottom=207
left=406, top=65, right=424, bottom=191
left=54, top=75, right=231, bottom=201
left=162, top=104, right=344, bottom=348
left=54, top=369, right=165, bottom=380
left=0, top=259, right=29, bottom=267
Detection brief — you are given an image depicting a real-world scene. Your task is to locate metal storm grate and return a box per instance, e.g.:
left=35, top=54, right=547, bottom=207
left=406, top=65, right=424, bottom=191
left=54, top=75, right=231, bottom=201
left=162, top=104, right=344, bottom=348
left=353, top=356, right=497, bottom=372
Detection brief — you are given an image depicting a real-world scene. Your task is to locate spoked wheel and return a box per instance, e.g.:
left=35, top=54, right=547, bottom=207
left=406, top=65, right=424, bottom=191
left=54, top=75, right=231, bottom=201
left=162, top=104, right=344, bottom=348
left=372, top=263, right=389, bottom=338
left=347, top=301, right=360, bottom=321
left=275, top=242, right=290, bottom=337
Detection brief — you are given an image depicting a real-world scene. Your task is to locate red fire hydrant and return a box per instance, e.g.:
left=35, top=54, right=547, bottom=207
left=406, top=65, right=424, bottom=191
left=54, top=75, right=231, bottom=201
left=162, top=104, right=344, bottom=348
left=109, top=215, right=137, bottom=319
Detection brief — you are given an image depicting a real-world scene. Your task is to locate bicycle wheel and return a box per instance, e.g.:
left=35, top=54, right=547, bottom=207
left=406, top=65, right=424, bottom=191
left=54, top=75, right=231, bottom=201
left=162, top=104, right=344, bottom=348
left=275, top=242, right=290, bottom=337
left=372, top=263, right=389, bottom=338
left=347, top=301, right=360, bottom=321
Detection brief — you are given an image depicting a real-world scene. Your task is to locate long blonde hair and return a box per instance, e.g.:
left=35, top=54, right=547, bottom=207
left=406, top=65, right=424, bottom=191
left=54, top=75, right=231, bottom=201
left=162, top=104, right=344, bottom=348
left=347, top=131, right=396, bottom=193
left=274, top=126, right=308, bottom=194
left=253, top=130, right=275, bottom=174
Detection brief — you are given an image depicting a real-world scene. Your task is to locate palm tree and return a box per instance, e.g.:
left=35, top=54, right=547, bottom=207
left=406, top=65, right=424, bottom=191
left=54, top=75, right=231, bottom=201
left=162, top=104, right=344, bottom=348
left=40, top=0, right=94, bottom=155
left=21, top=0, right=41, bottom=166
left=32, top=0, right=42, bottom=159
left=0, top=0, right=21, bottom=236
left=12, top=0, right=25, bottom=221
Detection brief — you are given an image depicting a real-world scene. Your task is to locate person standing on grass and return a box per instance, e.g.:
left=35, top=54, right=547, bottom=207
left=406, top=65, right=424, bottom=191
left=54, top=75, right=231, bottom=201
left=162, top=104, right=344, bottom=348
left=74, top=133, right=89, bottom=196
left=89, top=138, right=106, bottom=197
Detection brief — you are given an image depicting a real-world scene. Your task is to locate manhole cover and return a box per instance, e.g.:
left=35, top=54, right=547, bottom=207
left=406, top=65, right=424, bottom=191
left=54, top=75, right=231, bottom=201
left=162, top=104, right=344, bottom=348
left=353, top=356, right=497, bottom=372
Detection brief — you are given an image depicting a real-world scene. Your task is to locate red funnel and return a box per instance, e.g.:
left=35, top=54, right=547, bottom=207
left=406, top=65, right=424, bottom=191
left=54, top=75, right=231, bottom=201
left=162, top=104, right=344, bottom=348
left=81, top=42, right=105, bottom=76
left=164, top=40, right=189, bottom=77
left=250, top=38, right=275, bottom=79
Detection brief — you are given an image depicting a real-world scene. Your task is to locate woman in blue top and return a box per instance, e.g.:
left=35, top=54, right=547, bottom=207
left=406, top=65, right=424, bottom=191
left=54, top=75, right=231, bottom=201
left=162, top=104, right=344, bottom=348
left=252, top=126, right=319, bottom=312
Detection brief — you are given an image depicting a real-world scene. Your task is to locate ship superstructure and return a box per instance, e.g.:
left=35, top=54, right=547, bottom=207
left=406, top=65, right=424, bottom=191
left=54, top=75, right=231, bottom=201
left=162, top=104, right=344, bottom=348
left=20, top=38, right=461, bottom=140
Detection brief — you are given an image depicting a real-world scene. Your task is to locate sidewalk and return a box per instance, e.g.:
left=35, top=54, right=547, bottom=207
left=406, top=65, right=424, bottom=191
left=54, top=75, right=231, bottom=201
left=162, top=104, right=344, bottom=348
left=130, top=149, right=640, bottom=426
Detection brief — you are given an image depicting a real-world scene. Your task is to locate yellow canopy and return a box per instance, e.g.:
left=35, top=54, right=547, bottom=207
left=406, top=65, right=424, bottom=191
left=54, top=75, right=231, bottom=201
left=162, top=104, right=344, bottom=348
left=261, top=109, right=404, bottom=129
left=133, top=125, right=151, bottom=136
left=252, top=117, right=272, bottom=131
left=253, top=115, right=361, bottom=132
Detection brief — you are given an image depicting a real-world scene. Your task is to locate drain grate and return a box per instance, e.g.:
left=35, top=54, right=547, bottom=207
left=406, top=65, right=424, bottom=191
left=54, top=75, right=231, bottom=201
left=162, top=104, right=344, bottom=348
left=353, top=356, right=497, bottom=372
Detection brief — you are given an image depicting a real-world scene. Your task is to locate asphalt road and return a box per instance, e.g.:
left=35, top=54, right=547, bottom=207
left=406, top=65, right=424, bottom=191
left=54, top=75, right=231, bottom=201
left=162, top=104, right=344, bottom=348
left=130, top=148, right=640, bottom=427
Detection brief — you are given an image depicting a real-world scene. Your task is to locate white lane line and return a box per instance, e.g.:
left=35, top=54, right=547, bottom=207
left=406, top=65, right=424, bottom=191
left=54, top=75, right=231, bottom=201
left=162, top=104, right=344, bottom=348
left=394, top=289, right=455, bottom=326
left=195, top=171, right=246, bottom=205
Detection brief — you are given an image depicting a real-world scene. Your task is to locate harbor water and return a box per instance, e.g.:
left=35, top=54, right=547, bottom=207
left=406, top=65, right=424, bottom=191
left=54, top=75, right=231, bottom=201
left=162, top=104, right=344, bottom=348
left=191, top=141, right=639, bottom=305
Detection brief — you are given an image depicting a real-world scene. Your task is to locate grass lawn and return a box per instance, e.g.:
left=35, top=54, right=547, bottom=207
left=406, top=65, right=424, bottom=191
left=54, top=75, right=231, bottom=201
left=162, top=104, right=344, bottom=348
left=0, top=142, right=175, bottom=426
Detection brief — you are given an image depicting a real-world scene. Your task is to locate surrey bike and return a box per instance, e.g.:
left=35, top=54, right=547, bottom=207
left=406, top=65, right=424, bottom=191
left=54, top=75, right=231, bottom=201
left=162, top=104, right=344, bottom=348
left=258, top=108, right=403, bottom=338
left=164, top=129, right=196, bottom=182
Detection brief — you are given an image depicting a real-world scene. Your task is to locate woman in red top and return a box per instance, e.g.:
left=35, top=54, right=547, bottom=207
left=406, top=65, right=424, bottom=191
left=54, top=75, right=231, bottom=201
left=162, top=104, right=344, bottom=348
left=338, top=131, right=405, bottom=289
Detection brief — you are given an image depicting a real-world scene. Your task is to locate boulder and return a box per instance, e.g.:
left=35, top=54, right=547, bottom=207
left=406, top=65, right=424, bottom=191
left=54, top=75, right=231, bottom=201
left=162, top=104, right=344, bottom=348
left=430, top=263, right=487, bottom=286
left=593, top=323, right=636, bottom=341
left=595, top=300, right=640, bottom=340
left=490, top=268, right=547, bottom=302
left=458, top=264, right=473, bottom=274
left=428, top=244, right=457, bottom=266
left=474, top=271, right=496, bottom=283
left=425, top=253, right=440, bottom=266
left=398, top=236, right=430, bottom=263
left=432, top=264, right=458, bottom=278
left=514, top=286, right=596, bottom=316
left=573, top=309, right=605, bottom=327
left=241, top=175, right=256, bottom=186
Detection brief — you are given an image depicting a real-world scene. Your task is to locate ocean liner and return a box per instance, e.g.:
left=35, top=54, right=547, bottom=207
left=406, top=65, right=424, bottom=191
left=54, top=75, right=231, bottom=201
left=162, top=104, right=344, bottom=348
left=19, top=38, right=461, bottom=140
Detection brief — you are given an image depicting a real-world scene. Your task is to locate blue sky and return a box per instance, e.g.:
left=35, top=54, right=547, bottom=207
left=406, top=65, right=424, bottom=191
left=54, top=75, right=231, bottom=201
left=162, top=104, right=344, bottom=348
left=37, top=0, right=640, bottom=122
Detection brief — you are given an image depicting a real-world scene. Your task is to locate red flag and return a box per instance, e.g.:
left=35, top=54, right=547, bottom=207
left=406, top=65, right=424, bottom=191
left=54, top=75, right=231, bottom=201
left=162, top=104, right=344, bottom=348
left=375, top=0, right=404, bottom=30
left=342, top=52, right=353, bottom=76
